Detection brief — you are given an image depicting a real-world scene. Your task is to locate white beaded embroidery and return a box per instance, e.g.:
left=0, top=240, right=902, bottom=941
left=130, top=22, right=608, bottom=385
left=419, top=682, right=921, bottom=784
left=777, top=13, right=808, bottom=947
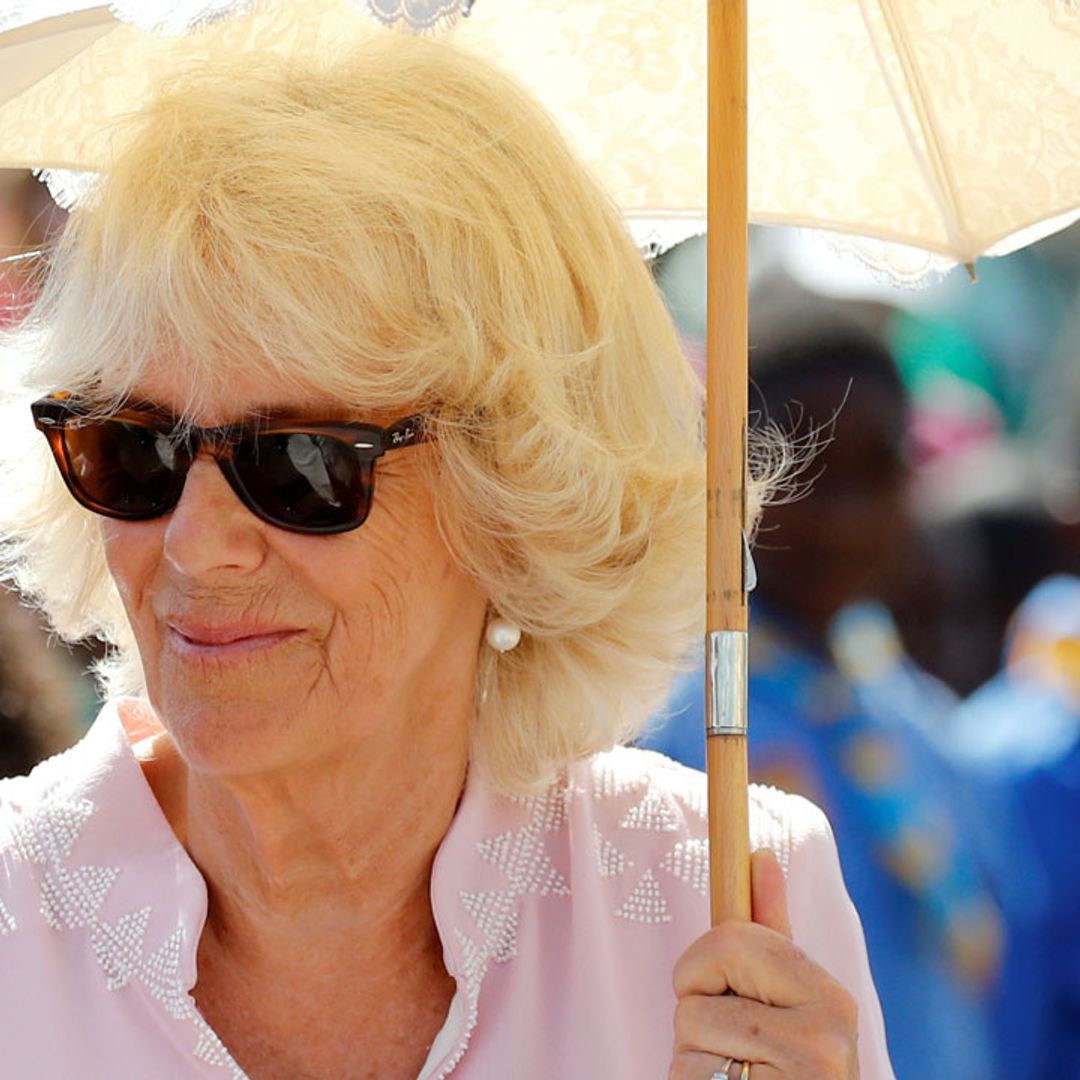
left=442, top=787, right=575, bottom=1078
left=90, top=905, right=152, bottom=990
left=9, top=797, right=94, bottom=865
left=678, top=773, right=708, bottom=822
left=140, top=925, right=189, bottom=1017
left=478, top=829, right=571, bottom=900
left=193, top=1024, right=241, bottom=1072
left=659, top=838, right=710, bottom=897
left=2, top=736, right=795, bottom=1080
left=427, top=929, right=487, bottom=1080
left=0, top=897, right=16, bottom=935
left=619, top=788, right=681, bottom=833
left=0, top=781, right=245, bottom=1077
left=460, top=890, right=520, bottom=963
left=592, top=823, right=631, bottom=879
left=587, top=747, right=714, bottom=921
left=614, top=868, right=673, bottom=925
left=591, top=755, right=651, bottom=801
left=749, top=785, right=793, bottom=877
left=468, top=794, right=573, bottom=954
left=40, top=864, right=120, bottom=930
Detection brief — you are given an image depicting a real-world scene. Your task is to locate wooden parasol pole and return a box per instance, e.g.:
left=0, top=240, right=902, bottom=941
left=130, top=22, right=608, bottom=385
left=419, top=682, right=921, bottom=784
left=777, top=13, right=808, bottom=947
left=705, top=0, right=751, bottom=925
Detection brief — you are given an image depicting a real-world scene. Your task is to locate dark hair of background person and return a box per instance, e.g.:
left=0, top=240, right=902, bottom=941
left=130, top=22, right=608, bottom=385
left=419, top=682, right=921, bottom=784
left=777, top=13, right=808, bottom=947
left=745, top=282, right=1080, bottom=693
left=0, top=591, right=81, bottom=778
left=746, top=285, right=917, bottom=644
left=2, top=173, right=80, bottom=774
left=902, top=505, right=1079, bottom=696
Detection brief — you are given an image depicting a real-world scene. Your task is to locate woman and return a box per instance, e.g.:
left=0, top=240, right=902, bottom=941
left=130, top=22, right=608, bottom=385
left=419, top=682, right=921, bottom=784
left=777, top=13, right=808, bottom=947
left=0, top=33, right=892, bottom=1079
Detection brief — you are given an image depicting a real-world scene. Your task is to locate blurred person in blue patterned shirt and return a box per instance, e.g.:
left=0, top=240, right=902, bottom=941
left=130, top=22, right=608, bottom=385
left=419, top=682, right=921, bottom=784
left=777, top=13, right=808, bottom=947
left=946, top=575, right=1080, bottom=1079
left=642, top=295, right=1010, bottom=1079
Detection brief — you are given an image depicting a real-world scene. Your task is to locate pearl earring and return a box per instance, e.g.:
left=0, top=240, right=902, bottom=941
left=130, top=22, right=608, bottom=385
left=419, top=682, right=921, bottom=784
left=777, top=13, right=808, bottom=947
left=485, top=616, right=522, bottom=652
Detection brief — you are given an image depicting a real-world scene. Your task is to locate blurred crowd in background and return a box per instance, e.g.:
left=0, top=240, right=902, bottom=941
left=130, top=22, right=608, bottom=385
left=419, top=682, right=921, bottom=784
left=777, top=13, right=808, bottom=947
left=4, top=167, right=1080, bottom=1077
left=646, top=227, right=1080, bottom=1078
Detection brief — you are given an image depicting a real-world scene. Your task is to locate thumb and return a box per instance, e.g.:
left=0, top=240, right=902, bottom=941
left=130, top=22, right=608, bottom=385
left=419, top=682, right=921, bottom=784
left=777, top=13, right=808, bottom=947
left=751, top=848, right=792, bottom=939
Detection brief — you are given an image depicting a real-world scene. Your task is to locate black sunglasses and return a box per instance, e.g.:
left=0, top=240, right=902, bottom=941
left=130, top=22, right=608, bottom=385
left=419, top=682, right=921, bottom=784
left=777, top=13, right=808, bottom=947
left=31, top=394, right=428, bottom=535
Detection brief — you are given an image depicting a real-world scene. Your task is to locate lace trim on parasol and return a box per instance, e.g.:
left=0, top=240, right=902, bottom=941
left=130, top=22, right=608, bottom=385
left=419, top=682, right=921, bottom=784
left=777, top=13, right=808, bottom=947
left=103, top=0, right=475, bottom=34
left=34, top=168, right=99, bottom=212
left=366, top=0, right=475, bottom=31
left=107, top=0, right=252, bottom=34
left=627, top=217, right=706, bottom=262
left=0, top=0, right=475, bottom=35
left=779, top=228, right=956, bottom=289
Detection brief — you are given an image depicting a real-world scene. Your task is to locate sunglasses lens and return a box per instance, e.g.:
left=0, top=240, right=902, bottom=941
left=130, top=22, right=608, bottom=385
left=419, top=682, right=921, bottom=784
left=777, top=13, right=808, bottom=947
left=60, top=419, right=187, bottom=518
left=232, top=432, right=373, bottom=531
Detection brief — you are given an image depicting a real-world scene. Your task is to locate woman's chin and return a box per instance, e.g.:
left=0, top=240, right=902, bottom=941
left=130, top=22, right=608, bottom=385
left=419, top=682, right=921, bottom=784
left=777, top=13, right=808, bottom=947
left=146, top=689, right=311, bottom=779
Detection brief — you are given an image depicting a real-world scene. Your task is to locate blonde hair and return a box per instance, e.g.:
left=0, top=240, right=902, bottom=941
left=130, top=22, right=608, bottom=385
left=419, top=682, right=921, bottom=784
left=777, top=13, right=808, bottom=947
left=1, top=34, right=760, bottom=792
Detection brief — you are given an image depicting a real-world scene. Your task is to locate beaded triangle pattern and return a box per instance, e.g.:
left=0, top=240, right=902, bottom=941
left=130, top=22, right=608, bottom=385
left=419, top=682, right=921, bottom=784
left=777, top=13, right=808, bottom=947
left=40, top=863, right=120, bottom=930
left=592, top=823, right=632, bottom=878
left=619, top=788, right=681, bottom=832
left=4, top=796, right=94, bottom=865
left=91, top=905, right=153, bottom=991
left=591, top=749, right=710, bottom=925
left=441, top=783, right=575, bottom=1080
left=0, top=897, right=16, bottom=935
left=659, top=838, right=710, bottom=897
left=0, top=783, right=246, bottom=1078
left=140, top=925, right=189, bottom=1018
left=463, top=784, right=573, bottom=960
left=459, top=889, right=519, bottom=963
left=614, top=868, right=673, bottom=924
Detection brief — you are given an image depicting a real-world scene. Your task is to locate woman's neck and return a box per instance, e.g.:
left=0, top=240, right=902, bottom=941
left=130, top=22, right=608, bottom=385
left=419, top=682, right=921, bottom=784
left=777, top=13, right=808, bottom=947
left=135, top=707, right=468, bottom=1078
left=144, top=705, right=466, bottom=945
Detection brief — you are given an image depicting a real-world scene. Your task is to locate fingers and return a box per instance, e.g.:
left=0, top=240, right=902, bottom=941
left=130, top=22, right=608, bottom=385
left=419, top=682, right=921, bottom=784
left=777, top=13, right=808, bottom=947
left=671, top=991, right=858, bottom=1078
left=750, top=849, right=791, bottom=939
left=673, top=920, right=830, bottom=1006
left=674, top=992, right=794, bottom=1062
left=667, top=1049, right=783, bottom=1080
left=670, top=850, right=859, bottom=1079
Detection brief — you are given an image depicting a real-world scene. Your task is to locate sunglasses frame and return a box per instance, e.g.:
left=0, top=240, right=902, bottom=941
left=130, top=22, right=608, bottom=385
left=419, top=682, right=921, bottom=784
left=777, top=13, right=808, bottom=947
left=31, top=394, right=428, bottom=535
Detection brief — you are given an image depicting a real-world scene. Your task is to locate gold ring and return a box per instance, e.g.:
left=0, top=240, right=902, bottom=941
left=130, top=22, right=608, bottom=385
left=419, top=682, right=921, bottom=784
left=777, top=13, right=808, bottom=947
left=710, top=1060, right=735, bottom=1080
left=740, top=1063, right=751, bottom=1080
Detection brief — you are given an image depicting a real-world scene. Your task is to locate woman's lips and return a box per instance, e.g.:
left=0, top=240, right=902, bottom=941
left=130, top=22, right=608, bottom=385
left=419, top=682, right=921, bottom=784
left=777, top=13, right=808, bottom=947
left=166, top=623, right=301, bottom=658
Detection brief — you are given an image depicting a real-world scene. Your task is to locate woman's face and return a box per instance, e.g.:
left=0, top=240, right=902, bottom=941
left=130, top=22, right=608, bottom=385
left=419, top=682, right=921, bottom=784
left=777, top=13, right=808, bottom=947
left=102, top=366, right=488, bottom=780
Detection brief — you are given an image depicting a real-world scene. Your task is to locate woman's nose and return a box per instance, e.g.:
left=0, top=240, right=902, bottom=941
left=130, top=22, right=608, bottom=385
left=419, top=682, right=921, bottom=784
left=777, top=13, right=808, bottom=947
left=162, top=456, right=268, bottom=578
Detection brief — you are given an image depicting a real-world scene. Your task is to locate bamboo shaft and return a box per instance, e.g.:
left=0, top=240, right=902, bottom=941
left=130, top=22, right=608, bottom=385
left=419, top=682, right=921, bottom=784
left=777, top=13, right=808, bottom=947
left=706, top=0, right=751, bottom=925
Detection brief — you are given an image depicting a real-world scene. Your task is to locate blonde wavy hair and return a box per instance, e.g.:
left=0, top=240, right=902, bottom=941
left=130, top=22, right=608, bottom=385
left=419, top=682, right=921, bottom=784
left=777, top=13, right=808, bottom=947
left=1, top=33, right=761, bottom=792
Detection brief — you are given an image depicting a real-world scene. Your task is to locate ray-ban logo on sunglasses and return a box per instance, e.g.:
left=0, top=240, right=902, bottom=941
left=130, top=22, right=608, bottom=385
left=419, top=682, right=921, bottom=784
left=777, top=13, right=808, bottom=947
left=391, top=426, right=417, bottom=446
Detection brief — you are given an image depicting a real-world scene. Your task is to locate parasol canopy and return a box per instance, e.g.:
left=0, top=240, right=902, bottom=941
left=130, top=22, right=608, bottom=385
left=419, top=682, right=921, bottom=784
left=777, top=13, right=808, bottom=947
left=2, top=0, right=1080, bottom=925
left=2, top=0, right=1080, bottom=276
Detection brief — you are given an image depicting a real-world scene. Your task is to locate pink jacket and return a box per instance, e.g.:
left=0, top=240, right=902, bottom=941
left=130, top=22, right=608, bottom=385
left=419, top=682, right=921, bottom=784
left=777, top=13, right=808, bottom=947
left=0, top=702, right=893, bottom=1078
